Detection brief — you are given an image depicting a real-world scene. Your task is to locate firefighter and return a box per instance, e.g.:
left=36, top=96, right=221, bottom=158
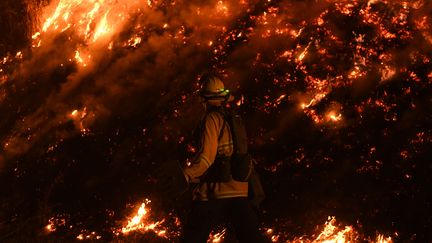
left=180, top=75, right=267, bottom=243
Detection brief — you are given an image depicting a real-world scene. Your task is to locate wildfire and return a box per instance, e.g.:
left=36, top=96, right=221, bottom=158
left=120, top=200, right=167, bottom=237
left=0, top=0, right=430, bottom=241
left=208, top=228, right=227, bottom=243
left=74, top=50, right=90, bottom=67
left=68, top=107, right=93, bottom=135
left=376, top=234, right=393, bottom=243
left=313, top=217, right=355, bottom=242
left=76, top=231, right=102, bottom=240
left=45, top=218, right=57, bottom=232
left=296, top=42, right=312, bottom=63
left=265, top=216, right=393, bottom=243
left=32, top=0, right=155, bottom=71
left=92, top=12, right=111, bottom=42
left=216, top=1, right=229, bottom=16
left=44, top=216, right=67, bottom=234
left=326, top=111, right=342, bottom=122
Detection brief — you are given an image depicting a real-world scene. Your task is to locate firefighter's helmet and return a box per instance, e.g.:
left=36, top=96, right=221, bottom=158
left=199, top=75, right=230, bottom=100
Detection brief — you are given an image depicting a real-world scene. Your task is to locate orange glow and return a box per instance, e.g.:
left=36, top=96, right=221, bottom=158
left=71, top=109, right=78, bottom=117
left=380, top=66, right=396, bottom=82
left=93, top=12, right=111, bottom=42
left=207, top=228, right=226, bottom=243
left=376, top=234, right=393, bottom=243
left=296, top=42, right=312, bottom=63
left=264, top=216, right=393, bottom=242
left=74, top=50, right=87, bottom=67
left=15, top=52, right=23, bottom=59
left=76, top=234, right=84, bottom=240
left=44, top=216, right=67, bottom=234
left=128, top=36, right=142, bottom=47
left=120, top=200, right=167, bottom=236
left=32, top=32, right=41, bottom=39
left=76, top=231, right=102, bottom=240
left=314, top=216, right=355, bottom=242
left=327, top=111, right=342, bottom=122
left=4, top=0, right=424, bottom=241
left=348, top=66, right=365, bottom=79
left=45, top=222, right=56, bottom=232
left=38, top=0, right=149, bottom=50
left=216, top=1, right=229, bottom=16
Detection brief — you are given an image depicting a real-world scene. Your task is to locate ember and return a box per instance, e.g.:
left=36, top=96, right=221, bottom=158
left=0, top=0, right=431, bottom=242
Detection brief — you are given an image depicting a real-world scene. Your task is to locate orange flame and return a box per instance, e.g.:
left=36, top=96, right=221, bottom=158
left=266, top=216, right=393, bottom=243
left=208, top=228, right=227, bottom=243
left=120, top=200, right=167, bottom=237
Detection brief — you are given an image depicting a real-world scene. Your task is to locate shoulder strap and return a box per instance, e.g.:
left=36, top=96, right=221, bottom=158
left=217, top=113, right=227, bottom=142
left=207, top=107, right=229, bottom=143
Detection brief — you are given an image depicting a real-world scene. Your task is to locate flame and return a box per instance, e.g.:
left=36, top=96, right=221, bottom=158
left=127, top=36, right=142, bottom=47
left=314, top=216, right=354, bottom=242
left=74, top=50, right=88, bottom=67
left=44, top=216, right=67, bottom=234
left=326, top=111, right=342, bottom=122
left=35, top=0, right=151, bottom=62
left=208, top=228, right=227, bottom=243
left=296, top=41, right=312, bottom=63
left=68, top=107, right=92, bottom=135
left=265, top=216, right=393, bottom=243
left=380, top=66, right=396, bottom=82
left=76, top=231, right=102, bottom=241
left=376, top=234, right=393, bottom=243
left=45, top=219, right=56, bottom=232
left=93, top=12, right=111, bottom=42
left=120, top=200, right=167, bottom=237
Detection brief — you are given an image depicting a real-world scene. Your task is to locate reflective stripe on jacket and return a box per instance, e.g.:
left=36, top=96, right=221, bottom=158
left=183, top=109, right=248, bottom=200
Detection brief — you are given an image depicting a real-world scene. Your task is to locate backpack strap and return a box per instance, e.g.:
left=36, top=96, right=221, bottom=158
left=197, top=109, right=226, bottom=147
left=217, top=113, right=227, bottom=142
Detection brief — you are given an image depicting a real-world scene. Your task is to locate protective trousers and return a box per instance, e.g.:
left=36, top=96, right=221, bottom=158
left=180, top=197, right=268, bottom=243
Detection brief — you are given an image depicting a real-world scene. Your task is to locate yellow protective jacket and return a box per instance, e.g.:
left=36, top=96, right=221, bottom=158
left=183, top=109, right=248, bottom=200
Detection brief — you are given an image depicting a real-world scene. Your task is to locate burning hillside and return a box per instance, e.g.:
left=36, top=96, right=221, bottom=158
left=0, top=0, right=431, bottom=242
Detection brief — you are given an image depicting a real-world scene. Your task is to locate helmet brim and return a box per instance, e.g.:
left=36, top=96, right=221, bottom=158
left=200, top=93, right=234, bottom=102
left=199, top=89, right=230, bottom=99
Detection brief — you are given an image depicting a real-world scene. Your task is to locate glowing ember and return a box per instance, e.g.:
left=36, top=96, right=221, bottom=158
left=76, top=231, right=102, bottom=241
left=76, top=234, right=84, bottom=240
left=70, top=108, right=82, bottom=119
left=44, top=216, right=67, bottom=234
left=45, top=220, right=56, bottom=232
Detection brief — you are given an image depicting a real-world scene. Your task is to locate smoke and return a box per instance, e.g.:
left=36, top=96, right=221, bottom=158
left=3, top=0, right=430, bottom=163
left=1, top=0, right=232, bottom=162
